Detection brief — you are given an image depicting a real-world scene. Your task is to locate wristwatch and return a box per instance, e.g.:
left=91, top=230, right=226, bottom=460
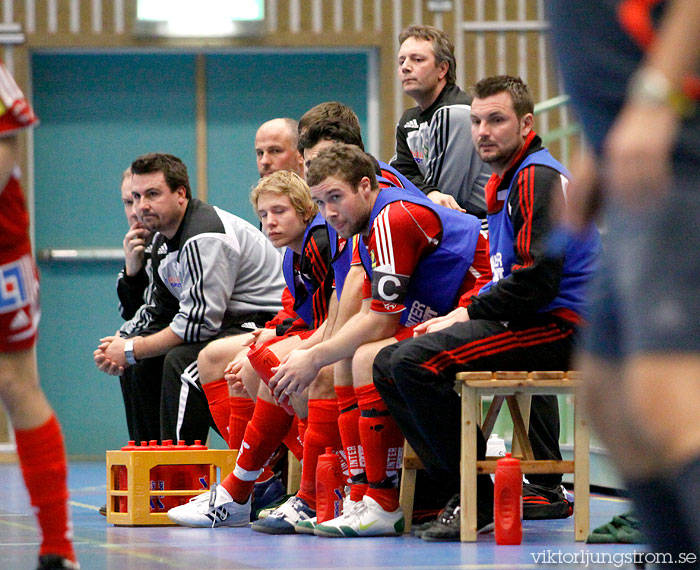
left=124, top=338, right=137, bottom=365
left=627, top=67, right=694, bottom=118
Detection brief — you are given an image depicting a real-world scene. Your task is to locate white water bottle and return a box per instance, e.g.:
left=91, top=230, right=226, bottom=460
left=486, top=433, right=507, bottom=482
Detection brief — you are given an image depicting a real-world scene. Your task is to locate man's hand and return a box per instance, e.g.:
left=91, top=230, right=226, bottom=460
left=102, top=335, right=130, bottom=371
left=123, top=222, right=150, bottom=277
left=603, top=100, right=678, bottom=208
left=93, top=336, right=125, bottom=376
left=223, top=351, right=250, bottom=389
left=413, top=306, right=470, bottom=337
left=248, top=327, right=277, bottom=347
left=268, top=347, right=319, bottom=401
left=427, top=190, right=466, bottom=212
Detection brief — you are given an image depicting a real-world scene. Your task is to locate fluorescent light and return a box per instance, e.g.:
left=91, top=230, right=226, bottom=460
left=135, top=0, right=264, bottom=37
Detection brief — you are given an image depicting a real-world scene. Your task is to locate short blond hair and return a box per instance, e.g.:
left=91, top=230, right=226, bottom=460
left=250, top=170, right=317, bottom=222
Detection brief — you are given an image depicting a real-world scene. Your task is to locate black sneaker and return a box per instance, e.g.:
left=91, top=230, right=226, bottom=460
left=251, top=474, right=287, bottom=521
left=411, top=519, right=436, bottom=538
left=98, top=504, right=107, bottom=516
left=421, top=494, right=494, bottom=542
left=37, top=555, right=80, bottom=569
left=522, top=483, right=573, bottom=520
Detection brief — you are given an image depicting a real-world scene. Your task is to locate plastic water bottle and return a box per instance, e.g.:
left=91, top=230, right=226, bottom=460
left=494, top=452, right=523, bottom=545
left=486, top=433, right=507, bottom=482
left=247, top=343, right=295, bottom=415
left=315, top=447, right=345, bottom=523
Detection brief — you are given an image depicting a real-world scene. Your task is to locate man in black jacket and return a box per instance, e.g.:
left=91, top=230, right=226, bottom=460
left=391, top=24, right=489, bottom=217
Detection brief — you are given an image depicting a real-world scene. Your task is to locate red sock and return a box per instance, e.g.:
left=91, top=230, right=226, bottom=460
left=221, top=399, right=293, bottom=503
left=297, top=417, right=308, bottom=444
left=282, top=416, right=304, bottom=461
left=15, top=415, right=76, bottom=563
left=202, top=379, right=231, bottom=444
left=335, top=385, right=367, bottom=502
left=227, top=396, right=255, bottom=450
left=356, top=384, right=404, bottom=512
left=296, top=399, right=343, bottom=510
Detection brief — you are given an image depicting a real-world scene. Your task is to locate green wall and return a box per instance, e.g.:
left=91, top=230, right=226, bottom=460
left=31, top=49, right=370, bottom=456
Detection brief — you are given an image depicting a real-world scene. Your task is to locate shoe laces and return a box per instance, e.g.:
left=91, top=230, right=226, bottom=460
left=342, top=496, right=356, bottom=514
left=205, top=484, right=230, bottom=527
left=271, top=496, right=306, bottom=521
left=344, top=499, right=368, bottom=523
left=438, top=496, right=460, bottom=525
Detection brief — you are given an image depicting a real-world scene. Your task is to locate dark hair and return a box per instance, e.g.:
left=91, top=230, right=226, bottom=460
left=470, top=75, right=534, bottom=118
left=298, top=119, right=365, bottom=153
left=298, top=102, right=361, bottom=136
left=130, top=153, right=192, bottom=199
left=306, top=142, right=377, bottom=191
left=399, top=24, right=456, bottom=85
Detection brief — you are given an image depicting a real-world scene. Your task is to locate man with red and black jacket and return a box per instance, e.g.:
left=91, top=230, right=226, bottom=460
left=373, top=75, right=601, bottom=541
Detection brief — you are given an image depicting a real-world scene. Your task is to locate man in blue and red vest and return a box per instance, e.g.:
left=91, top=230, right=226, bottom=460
left=373, top=75, right=601, bottom=541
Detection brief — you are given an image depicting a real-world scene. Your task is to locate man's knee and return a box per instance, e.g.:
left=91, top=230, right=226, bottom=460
left=197, top=337, right=236, bottom=382
left=373, top=342, right=399, bottom=382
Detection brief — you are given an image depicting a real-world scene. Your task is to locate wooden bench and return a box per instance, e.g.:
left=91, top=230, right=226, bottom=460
left=399, top=370, right=589, bottom=542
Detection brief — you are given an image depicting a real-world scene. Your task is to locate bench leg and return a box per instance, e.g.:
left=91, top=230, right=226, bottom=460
left=461, top=386, right=479, bottom=541
left=574, top=393, right=590, bottom=541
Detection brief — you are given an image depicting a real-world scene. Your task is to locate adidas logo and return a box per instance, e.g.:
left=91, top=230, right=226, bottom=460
left=403, top=118, right=419, bottom=129
left=241, top=321, right=257, bottom=330
left=207, top=506, right=230, bottom=526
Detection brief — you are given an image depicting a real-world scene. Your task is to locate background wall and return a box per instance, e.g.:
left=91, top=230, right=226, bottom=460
left=31, top=49, right=370, bottom=456
left=0, top=0, right=582, bottom=460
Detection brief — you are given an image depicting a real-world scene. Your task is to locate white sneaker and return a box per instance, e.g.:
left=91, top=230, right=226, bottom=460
left=314, top=496, right=404, bottom=537
left=250, top=495, right=315, bottom=534
left=166, top=483, right=251, bottom=528
left=293, top=516, right=317, bottom=534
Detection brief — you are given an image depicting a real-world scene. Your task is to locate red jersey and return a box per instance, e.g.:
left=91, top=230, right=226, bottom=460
left=361, top=200, right=491, bottom=315
left=0, top=174, right=31, bottom=263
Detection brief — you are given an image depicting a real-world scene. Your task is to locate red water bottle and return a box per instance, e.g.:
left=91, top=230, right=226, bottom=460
left=494, top=452, right=523, bottom=545
left=188, top=440, right=210, bottom=493
left=116, top=440, right=139, bottom=512
left=247, top=343, right=295, bottom=415
left=316, top=447, right=345, bottom=523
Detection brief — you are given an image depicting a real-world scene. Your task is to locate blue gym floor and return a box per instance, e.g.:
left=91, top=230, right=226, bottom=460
left=1, top=461, right=646, bottom=570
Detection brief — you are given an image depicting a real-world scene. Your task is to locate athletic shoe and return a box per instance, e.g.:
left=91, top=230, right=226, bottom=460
left=522, top=482, right=573, bottom=520
left=296, top=496, right=356, bottom=534
left=421, top=494, right=494, bottom=542
left=166, top=483, right=250, bottom=528
left=37, top=555, right=80, bottom=569
left=294, top=516, right=317, bottom=534
left=314, top=496, right=404, bottom=538
left=410, top=519, right=436, bottom=538
left=251, top=475, right=287, bottom=521
left=256, top=494, right=293, bottom=519
left=98, top=504, right=107, bottom=516
left=250, top=495, right=315, bottom=534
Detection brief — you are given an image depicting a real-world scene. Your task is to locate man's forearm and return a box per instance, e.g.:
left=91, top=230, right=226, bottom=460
left=310, top=309, right=399, bottom=371
left=133, top=326, right=184, bottom=360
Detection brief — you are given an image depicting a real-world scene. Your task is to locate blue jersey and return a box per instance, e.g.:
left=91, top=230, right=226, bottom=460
left=282, top=213, right=331, bottom=328
left=329, top=160, right=425, bottom=298
left=359, top=187, right=482, bottom=326
left=480, top=149, right=601, bottom=318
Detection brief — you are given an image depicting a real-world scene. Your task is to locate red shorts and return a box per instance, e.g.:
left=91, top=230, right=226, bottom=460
left=0, top=253, right=40, bottom=352
left=261, top=327, right=315, bottom=350
left=394, top=324, right=415, bottom=341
